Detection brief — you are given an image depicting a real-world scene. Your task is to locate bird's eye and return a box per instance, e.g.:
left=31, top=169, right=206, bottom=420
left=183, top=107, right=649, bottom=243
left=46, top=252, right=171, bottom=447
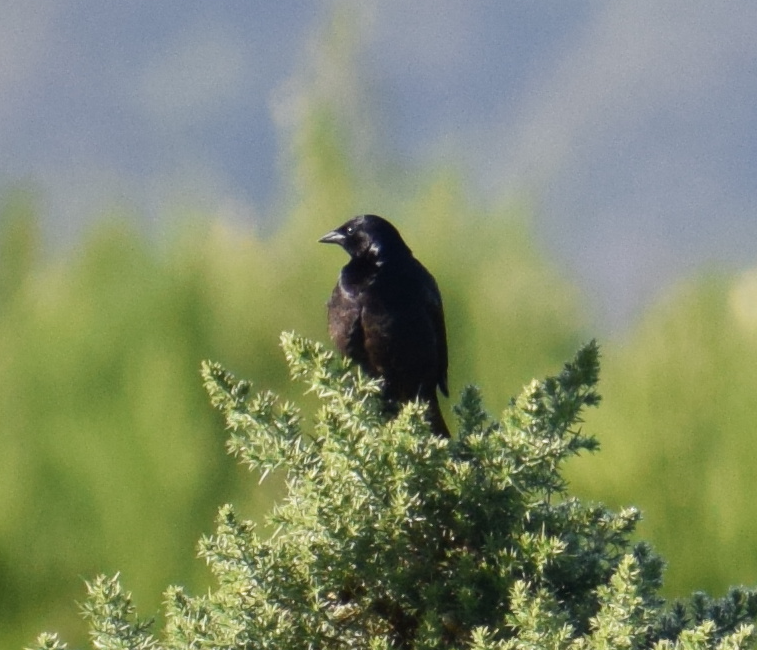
left=345, top=226, right=355, bottom=235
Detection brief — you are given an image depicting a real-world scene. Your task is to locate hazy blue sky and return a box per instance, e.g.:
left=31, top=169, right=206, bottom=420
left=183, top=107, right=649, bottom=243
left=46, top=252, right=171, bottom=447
left=2, top=2, right=756, bottom=330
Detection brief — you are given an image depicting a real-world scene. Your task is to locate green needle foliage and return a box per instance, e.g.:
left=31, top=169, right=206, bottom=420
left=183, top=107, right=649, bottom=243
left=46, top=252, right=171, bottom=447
left=30, top=333, right=757, bottom=649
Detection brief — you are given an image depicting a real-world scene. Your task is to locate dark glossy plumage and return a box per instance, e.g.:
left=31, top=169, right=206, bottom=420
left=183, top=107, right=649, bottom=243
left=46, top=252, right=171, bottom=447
left=319, top=215, right=449, bottom=436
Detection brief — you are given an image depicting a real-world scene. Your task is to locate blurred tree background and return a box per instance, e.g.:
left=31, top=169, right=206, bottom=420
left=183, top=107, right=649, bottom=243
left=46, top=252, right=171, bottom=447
left=3, top=13, right=757, bottom=650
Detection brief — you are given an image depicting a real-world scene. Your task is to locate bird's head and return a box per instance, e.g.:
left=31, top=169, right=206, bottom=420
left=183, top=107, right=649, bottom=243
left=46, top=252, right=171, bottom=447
left=318, top=215, right=411, bottom=261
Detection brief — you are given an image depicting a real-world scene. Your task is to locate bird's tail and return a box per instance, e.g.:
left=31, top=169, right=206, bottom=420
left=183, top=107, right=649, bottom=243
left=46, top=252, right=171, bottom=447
left=383, top=393, right=450, bottom=437
left=426, top=397, right=450, bottom=438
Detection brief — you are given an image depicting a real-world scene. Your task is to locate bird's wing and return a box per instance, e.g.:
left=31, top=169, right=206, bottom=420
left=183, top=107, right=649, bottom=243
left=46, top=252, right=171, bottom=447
left=327, top=282, right=368, bottom=366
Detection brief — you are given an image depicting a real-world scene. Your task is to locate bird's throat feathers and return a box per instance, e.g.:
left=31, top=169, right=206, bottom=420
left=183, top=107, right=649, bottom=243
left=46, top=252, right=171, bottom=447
left=340, top=256, right=380, bottom=291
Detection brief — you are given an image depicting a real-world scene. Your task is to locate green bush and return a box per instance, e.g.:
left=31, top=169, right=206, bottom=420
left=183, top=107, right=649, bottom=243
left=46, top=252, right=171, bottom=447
left=30, top=334, right=757, bottom=649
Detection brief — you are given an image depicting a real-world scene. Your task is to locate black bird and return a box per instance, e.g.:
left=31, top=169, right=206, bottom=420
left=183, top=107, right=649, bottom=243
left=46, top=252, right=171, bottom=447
left=319, top=215, right=449, bottom=437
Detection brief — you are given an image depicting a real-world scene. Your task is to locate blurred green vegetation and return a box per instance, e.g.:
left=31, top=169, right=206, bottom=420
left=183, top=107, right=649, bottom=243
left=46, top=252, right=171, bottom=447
left=569, top=271, right=757, bottom=598
left=4, top=20, right=757, bottom=647
left=0, top=118, right=585, bottom=648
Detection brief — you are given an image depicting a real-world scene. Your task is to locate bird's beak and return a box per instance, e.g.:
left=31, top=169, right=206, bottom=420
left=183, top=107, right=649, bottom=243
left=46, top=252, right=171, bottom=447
left=318, top=229, right=345, bottom=245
